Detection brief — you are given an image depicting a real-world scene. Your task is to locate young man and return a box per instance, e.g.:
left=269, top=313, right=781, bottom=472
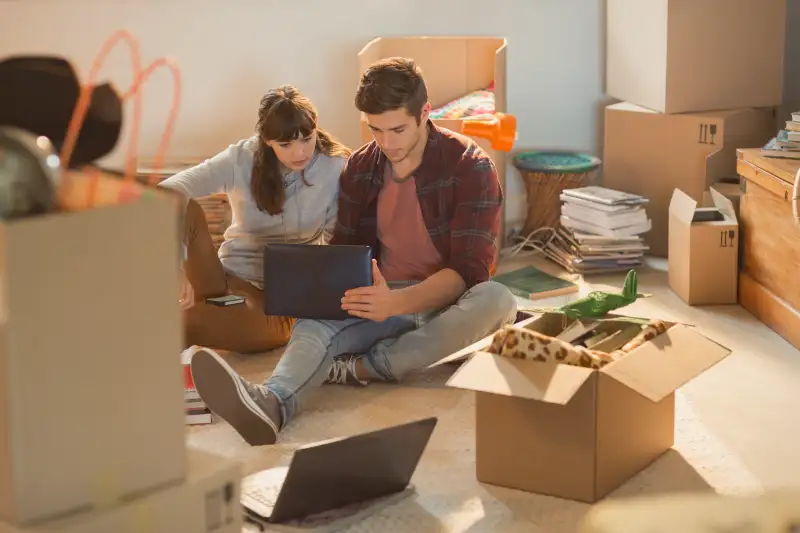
left=190, top=57, right=518, bottom=445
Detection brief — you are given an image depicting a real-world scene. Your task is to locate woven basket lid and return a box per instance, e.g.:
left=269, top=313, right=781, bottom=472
left=513, top=151, right=601, bottom=174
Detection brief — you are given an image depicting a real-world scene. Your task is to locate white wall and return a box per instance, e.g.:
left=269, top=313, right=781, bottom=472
left=0, top=0, right=606, bottom=231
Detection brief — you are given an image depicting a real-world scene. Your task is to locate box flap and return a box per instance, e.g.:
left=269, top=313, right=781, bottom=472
left=669, top=188, right=697, bottom=224
left=446, top=351, right=594, bottom=405
left=601, top=325, right=731, bottom=402
left=709, top=186, right=737, bottom=222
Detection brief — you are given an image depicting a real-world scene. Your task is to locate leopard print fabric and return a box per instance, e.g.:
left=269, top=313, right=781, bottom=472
left=487, top=320, right=670, bottom=370
left=610, top=320, right=670, bottom=358
left=487, top=326, right=617, bottom=369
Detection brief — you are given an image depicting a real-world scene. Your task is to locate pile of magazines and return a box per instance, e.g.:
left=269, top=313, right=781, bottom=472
left=541, top=186, right=651, bottom=275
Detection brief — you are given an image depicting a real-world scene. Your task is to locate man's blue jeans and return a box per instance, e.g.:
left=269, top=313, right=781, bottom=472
left=264, top=280, right=518, bottom=427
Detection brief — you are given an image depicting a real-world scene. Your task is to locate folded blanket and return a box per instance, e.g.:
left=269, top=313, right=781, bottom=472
left=429, top=81, right=495, bottom=120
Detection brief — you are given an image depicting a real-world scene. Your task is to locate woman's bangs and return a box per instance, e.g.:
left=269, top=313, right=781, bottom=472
left=265, top=102, right=317, bottom=143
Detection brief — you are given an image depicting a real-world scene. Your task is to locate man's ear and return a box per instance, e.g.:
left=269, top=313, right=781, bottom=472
left=419, top=102, right=431, bottom=124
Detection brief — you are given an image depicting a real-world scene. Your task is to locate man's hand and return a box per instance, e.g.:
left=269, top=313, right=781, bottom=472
left=341, top=260, right=406, bottom=322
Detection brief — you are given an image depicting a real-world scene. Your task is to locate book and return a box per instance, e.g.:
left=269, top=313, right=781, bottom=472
left=561, top=186, right=649, bottom=207
left=761, top=137, right=800, bottom=160
left=182, top=350, right=215, bottom=426
left=492, top=265, right=578, bottom=300
left=776, top=129, right=800, bottom=147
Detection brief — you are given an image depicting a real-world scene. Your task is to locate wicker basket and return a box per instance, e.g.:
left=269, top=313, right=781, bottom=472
left=513, top=151, right=601, bottom=239
left=136, top=168, right=232, bottom=250
left=195, top=193, right=232, bottom=250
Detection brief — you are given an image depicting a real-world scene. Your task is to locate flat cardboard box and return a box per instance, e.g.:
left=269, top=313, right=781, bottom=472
left=0, top=170, right=187, bottom=524
left=602, top=102, right=774, bottom=256
left=0, top=448, right=242, bottom=533
left=447, top=313, right=731, bottom=503
left=607, top=0, right=786, bottom=114
left=578, top=490, right=800, bottom=532
left=669, top=187, right=739, bottom=305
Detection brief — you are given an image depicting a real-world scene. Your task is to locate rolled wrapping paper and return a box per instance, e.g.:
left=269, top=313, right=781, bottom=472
left=487, top=319, right=671, bottom=369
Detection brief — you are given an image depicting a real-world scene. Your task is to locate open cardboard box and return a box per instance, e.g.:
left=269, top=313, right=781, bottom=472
left=447, top=312, right=731, bottom=503
left=357, top=36, right=507, bottom=144
left=0, top=169, right=187, bottom=525
left=669, top=187, right=739, bottom=305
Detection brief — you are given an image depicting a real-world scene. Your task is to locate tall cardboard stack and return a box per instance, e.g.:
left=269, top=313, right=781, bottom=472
left=0, top=170, right=242, bottom=532
left=603, top=0, right=787, bottom=257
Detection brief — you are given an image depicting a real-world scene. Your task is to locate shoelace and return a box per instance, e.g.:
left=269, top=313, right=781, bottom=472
left=238, top=378, right=273, bottom=409
left=326, top=360, right=351, bottom=384
left=327, top=358, right=368, bottom=386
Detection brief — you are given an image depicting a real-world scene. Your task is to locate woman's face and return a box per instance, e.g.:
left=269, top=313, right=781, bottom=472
left=265, top=130, right=317, bottom=172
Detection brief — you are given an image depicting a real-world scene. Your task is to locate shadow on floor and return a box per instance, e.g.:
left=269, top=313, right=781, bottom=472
left=609, top=449, right=714, bottom=498
left=467, top=449, right=713, bottom=533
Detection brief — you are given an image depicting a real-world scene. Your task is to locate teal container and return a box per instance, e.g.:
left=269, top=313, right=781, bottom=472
left=513, top=150, right=602, bottom=237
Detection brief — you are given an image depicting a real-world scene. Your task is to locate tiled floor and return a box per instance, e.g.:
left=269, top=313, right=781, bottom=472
left=187, top=257, right=800, bottom=532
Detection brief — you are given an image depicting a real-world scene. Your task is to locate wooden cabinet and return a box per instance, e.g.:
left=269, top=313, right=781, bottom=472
left=736, top=149, right=800, bottom=349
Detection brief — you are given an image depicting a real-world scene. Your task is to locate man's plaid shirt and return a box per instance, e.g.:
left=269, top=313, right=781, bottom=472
left=330, top=121, right=503, bottom=289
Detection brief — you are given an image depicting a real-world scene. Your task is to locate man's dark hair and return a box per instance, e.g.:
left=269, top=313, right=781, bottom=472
left=355, top=57, right=428, bottom=123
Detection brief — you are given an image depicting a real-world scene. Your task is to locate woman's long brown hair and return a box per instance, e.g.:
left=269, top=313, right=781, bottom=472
left=251, top=85, right=351, bottom=215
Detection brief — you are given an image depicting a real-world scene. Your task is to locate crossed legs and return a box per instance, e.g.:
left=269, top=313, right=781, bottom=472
left=190, top=279, right=518, bottom=445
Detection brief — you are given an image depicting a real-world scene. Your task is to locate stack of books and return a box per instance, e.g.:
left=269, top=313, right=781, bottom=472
left=136, top=161, right=232, bottom=250
left=182, top=350, right=214, bottom=426
left=542, top=186, right=651, bottom=275
left=760, top=111, right=800, bottom=160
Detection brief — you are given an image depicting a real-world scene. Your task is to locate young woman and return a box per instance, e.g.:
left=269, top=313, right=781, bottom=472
left=160, top=85, right=351, bottom=353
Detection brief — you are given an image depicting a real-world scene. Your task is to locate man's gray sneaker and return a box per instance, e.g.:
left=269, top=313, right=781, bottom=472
left=189, top=347, right=279, bottom=445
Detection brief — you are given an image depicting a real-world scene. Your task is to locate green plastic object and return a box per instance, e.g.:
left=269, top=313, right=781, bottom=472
left=513, top=150, right=601, bottom=174
left=526, top=269, right=644, bottom=320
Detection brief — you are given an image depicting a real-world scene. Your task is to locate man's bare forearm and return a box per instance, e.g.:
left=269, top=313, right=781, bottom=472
left=393, top=268, right=466, bottom=316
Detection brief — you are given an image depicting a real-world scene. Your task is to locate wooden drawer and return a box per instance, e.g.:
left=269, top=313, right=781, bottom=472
left=739, top=165, right=800, bottom=309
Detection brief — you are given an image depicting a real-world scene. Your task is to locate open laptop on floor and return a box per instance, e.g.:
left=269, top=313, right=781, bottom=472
left=241, top=417, right=437, bottom=525
left=262, top=243, right=373, bottom=320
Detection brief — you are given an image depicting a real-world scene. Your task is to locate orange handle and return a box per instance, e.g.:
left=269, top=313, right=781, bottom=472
left=462, top=112, right=517, bottom=152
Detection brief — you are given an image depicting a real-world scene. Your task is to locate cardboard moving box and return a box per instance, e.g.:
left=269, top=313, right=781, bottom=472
left=603, top=102, right=774, bottom=256
left=0, top=448, right=243, bottom=533
left=0, top=170, right=187, bottom=525
left=607, top=0, right=786, bottom=114
left=669, top=187, right=739, bottom=305
left=447, top=313, right=731, bottom=503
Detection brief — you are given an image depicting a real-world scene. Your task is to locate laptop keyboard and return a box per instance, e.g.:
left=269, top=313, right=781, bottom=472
left=243, top=485, right=280, bottom=509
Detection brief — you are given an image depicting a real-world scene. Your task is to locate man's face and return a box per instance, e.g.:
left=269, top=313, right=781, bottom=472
left=365, top=104, right=430, bottom=164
